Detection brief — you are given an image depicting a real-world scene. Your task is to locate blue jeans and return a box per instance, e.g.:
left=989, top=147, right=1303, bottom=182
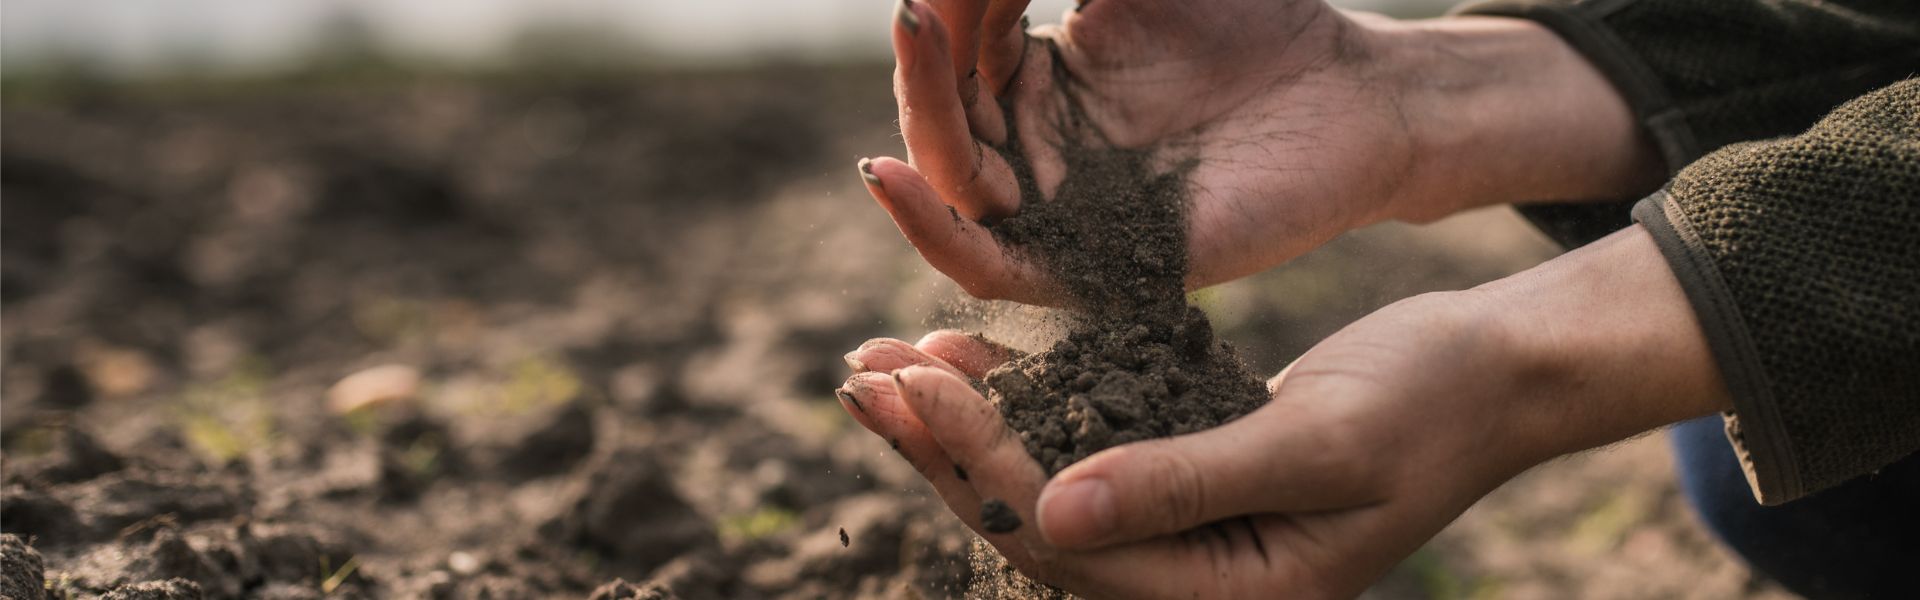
left=1671, top=416, right=1920, bottom=599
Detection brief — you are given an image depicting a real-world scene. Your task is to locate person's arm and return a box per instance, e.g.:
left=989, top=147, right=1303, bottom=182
left=1457, top=0, right=1920, bottom=247
left=1630, top=79, right=1920, bottom=504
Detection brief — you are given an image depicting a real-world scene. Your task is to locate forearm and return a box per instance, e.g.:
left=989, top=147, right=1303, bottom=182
left=1365, top=15, right=1664, bottom=222
left=1470, top=225, right=1730, bottom=462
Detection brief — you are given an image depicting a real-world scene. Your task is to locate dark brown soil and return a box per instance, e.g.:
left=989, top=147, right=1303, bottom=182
left=979, top=499, right=1023, bottom=534
left=976, top=57, right=1270, bottom=476
left=0, top=62, right=1768, bottom=600
left=0, top=66, right=989, bottom=599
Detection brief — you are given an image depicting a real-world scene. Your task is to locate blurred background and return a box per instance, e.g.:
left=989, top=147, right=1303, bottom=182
left=2, top=1, right=1787, bottom=598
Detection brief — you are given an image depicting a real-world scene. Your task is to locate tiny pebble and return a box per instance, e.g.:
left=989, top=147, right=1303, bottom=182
left=447, top=551, right=482, bottom=576
left=839, top=527, right=849, bottom=547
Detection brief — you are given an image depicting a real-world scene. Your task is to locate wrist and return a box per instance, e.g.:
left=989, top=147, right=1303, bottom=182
left=1364, top=15, right=1664, bottom=222
left=1469, top=226, right=1731, bottom=462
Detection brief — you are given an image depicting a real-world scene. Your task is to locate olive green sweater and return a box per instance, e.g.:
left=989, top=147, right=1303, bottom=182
left=1459, top=0, right=1920, bottom=504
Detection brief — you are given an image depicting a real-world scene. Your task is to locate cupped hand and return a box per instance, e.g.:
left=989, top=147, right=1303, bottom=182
left=836, top=228, right=1730, bottom=599
left=837, top=299, right=1531, bottom=599
left=860, top=0, right=1425, bottom=304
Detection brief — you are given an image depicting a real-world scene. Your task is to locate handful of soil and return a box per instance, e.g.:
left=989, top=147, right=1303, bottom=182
left=974, top=94, right=1269, bottom=476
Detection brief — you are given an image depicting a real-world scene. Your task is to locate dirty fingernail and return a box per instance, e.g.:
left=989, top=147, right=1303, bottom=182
left=1039, top=478, right=1113, bottom=545
left=834, top=386, right=864, bottom=413
left=1074, top=0, right=1093, bottom=13
left=895, top=0, right=921, bottom=35
left=857, top=158, right=882, bottom=186
left=843, top=350, right=868, bottom=372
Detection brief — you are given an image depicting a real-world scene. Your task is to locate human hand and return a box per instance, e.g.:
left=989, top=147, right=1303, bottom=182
left=838, top=226, right=1728, bottom=598
left=858, top=1, right=1663, bottom=304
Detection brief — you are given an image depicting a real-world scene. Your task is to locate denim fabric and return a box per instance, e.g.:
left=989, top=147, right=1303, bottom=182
left=1671, top=416, right=1920, bottom=599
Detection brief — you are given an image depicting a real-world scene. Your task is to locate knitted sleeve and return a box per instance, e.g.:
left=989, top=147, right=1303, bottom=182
left=1455, top=0, right=1920, bottom=248
left=1631, top=80, right=1920, bottom=504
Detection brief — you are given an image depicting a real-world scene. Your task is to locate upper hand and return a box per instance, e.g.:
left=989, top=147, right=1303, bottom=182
left=860, top=0, right=1422, bottom=304
left=858, top=1, right=1664, bottom=304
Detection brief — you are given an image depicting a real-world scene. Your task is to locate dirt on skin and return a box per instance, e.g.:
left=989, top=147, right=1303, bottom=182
left=976, top=68, right=1269, bottom=477
left=0, top=63, right=1792, bottom=599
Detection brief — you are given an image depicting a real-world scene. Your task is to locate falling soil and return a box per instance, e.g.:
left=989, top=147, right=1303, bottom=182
left=976, top=66, right=1270, bottom=477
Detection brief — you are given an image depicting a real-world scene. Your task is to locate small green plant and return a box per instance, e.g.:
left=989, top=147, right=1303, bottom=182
left=175, top=357, right=276, bottom=464
left=399, top=434, right=444, bottom=478
left=320, top=555, right=361, bottom=595
left=1398, top=547, right=1502, bottom=600
left=720, top=507, right=799, bottom=542
left=44, top=571, right=78, bottom=600
left=499, top=356, right=581, bottom=414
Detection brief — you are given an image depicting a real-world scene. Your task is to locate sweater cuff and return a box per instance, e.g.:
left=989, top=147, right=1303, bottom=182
left=1631, top=193, right=1802, bottom=504
left=1453, top=0, right=1701, bottom=173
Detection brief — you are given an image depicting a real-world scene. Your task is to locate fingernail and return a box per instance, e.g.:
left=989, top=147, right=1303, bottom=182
left=1020, top=15, right=1031, bottom=30
left=1040, top=478, right=1114, bottom=545
left=857, top=158, right=882, bottom=187
left=844, top=349, right=869, bottom=372
left=1075, top=0, right=1093, bottom=13
left=834, top=386, right=864, bottom=413
left=895, top=0, right=921, bottom=35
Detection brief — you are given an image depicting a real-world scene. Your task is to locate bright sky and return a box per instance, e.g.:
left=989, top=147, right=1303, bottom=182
left=0, top=0, right=1452, bottom=76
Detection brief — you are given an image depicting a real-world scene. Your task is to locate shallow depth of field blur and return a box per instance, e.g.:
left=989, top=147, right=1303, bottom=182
left=1, top=1, right=1788, bottom=598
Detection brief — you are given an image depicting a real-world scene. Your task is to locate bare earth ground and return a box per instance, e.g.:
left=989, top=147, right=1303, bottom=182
left=0, top=66, right=1792, bottom=599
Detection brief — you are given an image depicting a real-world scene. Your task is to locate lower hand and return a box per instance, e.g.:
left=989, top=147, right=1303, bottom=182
left=837, top=226, right=1729, bottom=598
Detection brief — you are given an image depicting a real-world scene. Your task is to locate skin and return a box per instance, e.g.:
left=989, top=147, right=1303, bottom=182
left=840, top=228, right=1730, bottom=599
left=861, top=0, right=1664, bottom=303
left=845, top=1, right=1732, bottom=597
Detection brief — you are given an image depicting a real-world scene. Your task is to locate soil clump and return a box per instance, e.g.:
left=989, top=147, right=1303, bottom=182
left=978, top=80, right=1269, bottom=476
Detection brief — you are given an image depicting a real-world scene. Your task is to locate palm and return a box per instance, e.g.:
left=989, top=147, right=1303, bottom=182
left=833, top=332, right=1467, bottom=599
left=864, top=0, right=1413, bottom=302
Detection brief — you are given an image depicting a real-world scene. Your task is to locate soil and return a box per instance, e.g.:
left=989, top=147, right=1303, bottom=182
left=978, top=500, right=1022, bottom=535
left=975, top=64, right=1269, bottom=476
left=0, top=66, right=995, bottom=599
left=0, top=64, right=1792, bottom=600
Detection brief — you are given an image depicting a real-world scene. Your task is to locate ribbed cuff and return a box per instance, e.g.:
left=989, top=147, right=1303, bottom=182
left=1632, top=192, right=1802, bottom=504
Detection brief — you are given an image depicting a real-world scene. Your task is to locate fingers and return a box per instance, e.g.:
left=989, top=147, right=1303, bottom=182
left=844, top=337, right=971, bottom=381
left=978, top=0, right=1033, bottom=94
left=895, top=366, right=1051, bottom=546
left=835, top=372, right=987, bottom=525
left=915, top=330, right=1020, bottom=379
left=893, top=0, right=1020, bottom=220
left=1036, top=401, right=1390, bottom=550
left=859, top=157, right=1059, bottom=303
left=929, top=0, right=989, bottom=84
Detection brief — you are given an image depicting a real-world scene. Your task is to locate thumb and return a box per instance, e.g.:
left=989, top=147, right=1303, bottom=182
left=1035, top=404, right=1386, bottom=549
